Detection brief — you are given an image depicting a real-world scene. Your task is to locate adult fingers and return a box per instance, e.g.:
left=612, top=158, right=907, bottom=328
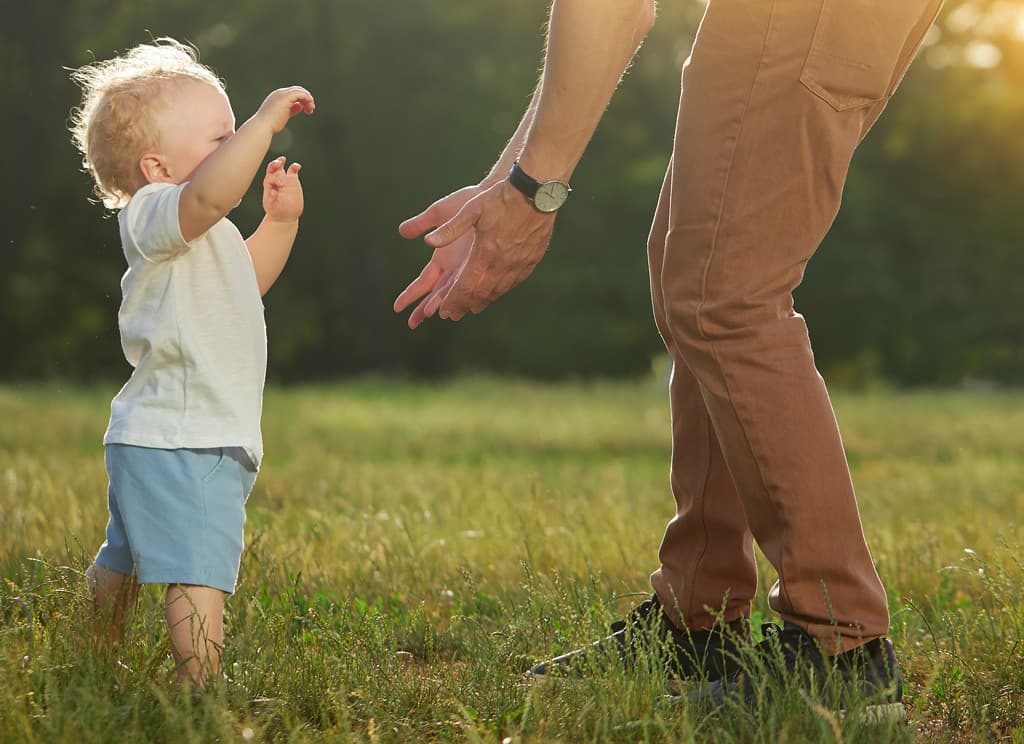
left=442, top=248, right=535, bottom=318
left=465, top=265, right=504, bottom=315
left=393, top=263, right=442, bottom=313
left=399, top=186, right=481, bottom=240
left=493, top=260, right=538, bottom=301
left=398, top=201, right=444, bottom=240
left=425, top=200, right=479, bottom=250
left=491, top=270, right=521, bottom=300
left=408, top=277, right=456, bottom=327
left=441, top=274, right=496, bottom=319
left=438, top=277, right=474, bottom=320
left=408, top=294, right=433, bottom=329
left=424, top=273, right=458, bottom=318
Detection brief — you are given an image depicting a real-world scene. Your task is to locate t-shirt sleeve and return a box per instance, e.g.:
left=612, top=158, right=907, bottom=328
left=121, top=183, right=192, bottom=263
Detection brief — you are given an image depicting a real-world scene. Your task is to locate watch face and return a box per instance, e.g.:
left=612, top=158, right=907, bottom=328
left=534, top=181, right=570, bottom=213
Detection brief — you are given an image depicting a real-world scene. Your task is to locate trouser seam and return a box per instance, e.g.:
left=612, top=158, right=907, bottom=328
left=680, top=385, right=716, bottom=621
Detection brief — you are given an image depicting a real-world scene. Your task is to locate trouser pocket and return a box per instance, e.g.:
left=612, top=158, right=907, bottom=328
left=800, top=0, right=942, bottom=111
left=199, top=447, right=227, bottom=483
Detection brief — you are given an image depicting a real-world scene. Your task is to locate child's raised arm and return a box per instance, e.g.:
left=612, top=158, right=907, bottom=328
left=245, top=157, right=305, bottom=296
left=178, top=86, right=314, bottom=242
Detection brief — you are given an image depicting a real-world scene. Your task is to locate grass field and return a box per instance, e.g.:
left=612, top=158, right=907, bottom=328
left=2, top=378, right=1023, bottom=742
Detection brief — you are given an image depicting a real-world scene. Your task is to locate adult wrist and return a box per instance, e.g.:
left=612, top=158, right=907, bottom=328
left=516, top=146, right=574, bottom=185
left=507, top=160, right=571, bottom=213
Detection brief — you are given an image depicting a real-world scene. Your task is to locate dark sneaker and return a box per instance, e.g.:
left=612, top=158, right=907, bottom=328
left=527, top=594, right=748, bottom=684
left=689, top=622, right=905, bottom=723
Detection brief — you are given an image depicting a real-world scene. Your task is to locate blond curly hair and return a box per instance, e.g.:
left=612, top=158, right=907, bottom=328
left=69, top=38, right=224, bottom=209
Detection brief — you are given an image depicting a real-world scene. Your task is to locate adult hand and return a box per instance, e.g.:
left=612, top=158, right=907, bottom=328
left=394, top=186, right=480, bottom=329
left=394, top=181, right=556, bottom=328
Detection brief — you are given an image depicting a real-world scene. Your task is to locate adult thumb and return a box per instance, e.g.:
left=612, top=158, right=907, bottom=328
left=425, top=202, right=478, bottom=248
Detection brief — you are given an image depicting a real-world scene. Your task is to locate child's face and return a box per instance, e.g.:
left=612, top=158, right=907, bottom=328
left=150, top=79, right=236, bottom=184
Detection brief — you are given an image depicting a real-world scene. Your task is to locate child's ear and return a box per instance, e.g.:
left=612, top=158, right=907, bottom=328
left=139, top=153, right=172, bottom=184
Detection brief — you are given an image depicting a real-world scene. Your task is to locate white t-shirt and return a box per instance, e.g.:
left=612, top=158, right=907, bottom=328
left=104, top=182, right=267, bottom=467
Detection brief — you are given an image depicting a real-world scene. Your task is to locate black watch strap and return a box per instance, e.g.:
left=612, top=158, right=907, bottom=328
left=508, top=161, right=541, bottom=200
left=507, top=160, right=571, bottom=213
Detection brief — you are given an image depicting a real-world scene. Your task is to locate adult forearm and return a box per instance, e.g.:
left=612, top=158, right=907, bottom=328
left=519, top=0, right=655, bottom=182
left=246, top=217, right=298, bottom=296
left=484, top=86, right=542, bottom=186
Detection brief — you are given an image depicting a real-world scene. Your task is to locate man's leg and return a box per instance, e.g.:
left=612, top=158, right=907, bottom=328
left=527, top=210, right=753, bottom=678
left=653, top=0, right=941, bottom=652
left=648, top=160, right=758, bottom=632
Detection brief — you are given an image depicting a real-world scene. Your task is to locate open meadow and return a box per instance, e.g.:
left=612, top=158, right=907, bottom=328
left=2, top=378, right=1023, bottom=742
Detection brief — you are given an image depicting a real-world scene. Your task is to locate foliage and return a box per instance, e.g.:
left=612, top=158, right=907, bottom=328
left=0, top=0, right=1021, bottom=383
left=2, top=380, right=1024, bottom=741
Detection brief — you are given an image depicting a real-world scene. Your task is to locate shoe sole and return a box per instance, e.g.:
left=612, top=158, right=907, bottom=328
left=535, top=676, right=906, bottom=727
left=847, top=701, right=907, bottom=725
left=662, top=692, right=907, bottom=726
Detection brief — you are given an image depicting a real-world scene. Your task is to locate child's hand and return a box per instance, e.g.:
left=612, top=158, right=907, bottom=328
left=262, top=157, right=304, bottom=222
left=255, top=86, right=315, bottom=134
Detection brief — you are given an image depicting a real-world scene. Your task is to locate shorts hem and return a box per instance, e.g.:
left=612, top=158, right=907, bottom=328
left=94, top=554, right=135, bottom=577
left=135, top=571, right=237, bottom=595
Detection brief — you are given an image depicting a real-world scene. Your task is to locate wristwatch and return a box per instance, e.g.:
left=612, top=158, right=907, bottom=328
left=508, top=161, right=571, bottom=213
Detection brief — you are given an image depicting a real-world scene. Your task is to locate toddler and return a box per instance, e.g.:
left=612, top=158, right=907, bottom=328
left=69, top=38, right=314, bottom=686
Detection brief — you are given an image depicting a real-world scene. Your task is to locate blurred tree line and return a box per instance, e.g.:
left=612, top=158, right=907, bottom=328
left=1, top=0, right=1021, bottom=385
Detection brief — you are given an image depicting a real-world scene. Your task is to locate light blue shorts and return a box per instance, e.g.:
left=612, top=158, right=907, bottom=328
left=95, top=444, right=257, bottom=594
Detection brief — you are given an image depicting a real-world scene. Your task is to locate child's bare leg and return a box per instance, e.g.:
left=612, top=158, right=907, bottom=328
left=86, top=562, right=139, bottom=646
left=165, top=584, right=226, bottom=687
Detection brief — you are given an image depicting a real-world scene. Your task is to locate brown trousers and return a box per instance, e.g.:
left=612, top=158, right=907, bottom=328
left=648, top=0, right=942, bottom=653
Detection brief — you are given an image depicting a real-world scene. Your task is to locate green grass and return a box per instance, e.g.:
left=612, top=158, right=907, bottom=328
left=2, top=377, right=1023, bottom=742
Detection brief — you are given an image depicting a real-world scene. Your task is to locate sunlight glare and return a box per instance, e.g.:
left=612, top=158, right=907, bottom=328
left=946, top=2, right=982, bottom=34
left=964, top=40, right=1003, bottom=68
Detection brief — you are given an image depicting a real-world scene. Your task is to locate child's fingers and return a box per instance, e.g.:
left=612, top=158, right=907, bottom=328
left=293, top=88, right=315, bottom=113
left=286, top=88, right=315, bottom=116
left=264, top=161, right=302, bottom=190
